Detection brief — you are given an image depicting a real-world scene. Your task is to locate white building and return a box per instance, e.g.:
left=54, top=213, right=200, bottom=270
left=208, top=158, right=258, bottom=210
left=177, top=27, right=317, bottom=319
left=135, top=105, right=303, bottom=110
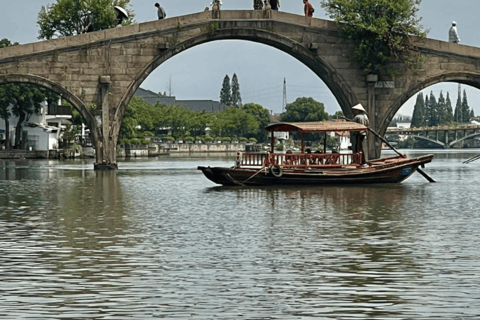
left=0, top=102, right=72, bottom=151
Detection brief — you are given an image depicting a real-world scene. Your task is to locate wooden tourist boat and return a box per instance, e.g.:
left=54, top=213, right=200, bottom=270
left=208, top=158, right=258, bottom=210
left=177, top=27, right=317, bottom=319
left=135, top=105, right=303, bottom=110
left=198, top=120, right=434, bottom=186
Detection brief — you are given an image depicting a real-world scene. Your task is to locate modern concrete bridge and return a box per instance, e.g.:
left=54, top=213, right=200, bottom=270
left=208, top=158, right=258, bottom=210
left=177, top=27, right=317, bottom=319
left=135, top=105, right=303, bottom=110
left=2, top=10, right=480, bottom=169
left=387, top=124, right=480, bottom=148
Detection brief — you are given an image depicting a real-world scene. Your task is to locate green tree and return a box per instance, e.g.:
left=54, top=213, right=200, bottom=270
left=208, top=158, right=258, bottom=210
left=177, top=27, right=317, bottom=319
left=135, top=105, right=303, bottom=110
left=444, top=92, right=454, bottom=124
left=210, top=107, right=259, bottom=138
left=281, top=97, right=328, bottom=122
left=461, top=89, right=471, bottom=123
left=241, top=103, right=271, bottom=142
left=411, top=92, right=425, bottom=127
left=37, top=0, right=134, bottom=40
left=231, top=73, right=242, bottom=107
left=454, top=88, right=462, bottom=122
left=321, top=0, right=426, bottom=75
left=425, top=91, right=437, bottom=126
left=0, top=85, right=15, bottom=148
left=219, top=75, right=231, bottom=107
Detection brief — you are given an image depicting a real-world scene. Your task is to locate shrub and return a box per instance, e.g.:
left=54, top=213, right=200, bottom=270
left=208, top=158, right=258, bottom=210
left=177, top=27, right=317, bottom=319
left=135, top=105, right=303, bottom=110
left=239, top=137, right=248, bottom=142
left=141, top=139, right=150, bottom=145
left=130, top=138, right=141, bottom=145
left=143, top=131, right=154, bottom=137
left=204, top=137, right=214, bottom=142
left=221, top=137, right=232, bottom=142
left=166, top=136, right=175, bottom=142
left=185, top=136, right=195, bottom=142
left=249, top=137, right=258, bottom=143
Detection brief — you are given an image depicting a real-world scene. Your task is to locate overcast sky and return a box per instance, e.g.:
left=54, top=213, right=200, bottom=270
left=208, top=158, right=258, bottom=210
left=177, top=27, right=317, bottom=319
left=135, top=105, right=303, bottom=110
left=1, top=0, right=479, bottom=117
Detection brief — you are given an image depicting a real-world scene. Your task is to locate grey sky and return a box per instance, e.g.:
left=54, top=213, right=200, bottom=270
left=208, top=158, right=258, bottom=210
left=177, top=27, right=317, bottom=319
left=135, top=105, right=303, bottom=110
left=1, top=0, right=479, bottom=117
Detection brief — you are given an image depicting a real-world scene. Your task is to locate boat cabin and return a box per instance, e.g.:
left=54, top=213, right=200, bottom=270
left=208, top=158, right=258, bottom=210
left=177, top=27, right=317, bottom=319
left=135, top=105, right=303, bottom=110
left=237, top=120, right=369, bottom=169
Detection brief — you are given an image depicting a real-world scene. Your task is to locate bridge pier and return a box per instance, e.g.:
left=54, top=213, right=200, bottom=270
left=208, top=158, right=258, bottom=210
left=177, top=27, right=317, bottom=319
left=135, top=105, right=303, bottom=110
left=95, top=76, right=118, bottom=171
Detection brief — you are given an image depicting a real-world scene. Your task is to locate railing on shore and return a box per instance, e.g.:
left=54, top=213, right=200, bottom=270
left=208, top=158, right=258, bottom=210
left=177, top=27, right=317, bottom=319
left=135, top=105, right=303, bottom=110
left=238, top=152, right=362, bottom=168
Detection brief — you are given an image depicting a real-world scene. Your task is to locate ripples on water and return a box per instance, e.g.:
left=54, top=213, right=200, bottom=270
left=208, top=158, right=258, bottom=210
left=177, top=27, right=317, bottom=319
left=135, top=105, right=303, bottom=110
left=1, top=151, right=479, bottom=319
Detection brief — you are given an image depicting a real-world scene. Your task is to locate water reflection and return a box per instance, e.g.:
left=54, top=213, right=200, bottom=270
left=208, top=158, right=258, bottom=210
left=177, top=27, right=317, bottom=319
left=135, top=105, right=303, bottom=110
left=0, top=153, right=479, bottom=319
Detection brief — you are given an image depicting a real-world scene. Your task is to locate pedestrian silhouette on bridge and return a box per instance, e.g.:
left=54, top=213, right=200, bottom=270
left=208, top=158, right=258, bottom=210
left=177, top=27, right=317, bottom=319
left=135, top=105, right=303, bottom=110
left=303, top=0, right=314, bottom=17
left=270, top=0, right=280, bottom=10
left=155, top=3, right=166, bottom=20
left=84, top=11, right=94, bottom=33
left=449, top=21, right=460, bottom=43
left=254, top=0, right=263, bottom=10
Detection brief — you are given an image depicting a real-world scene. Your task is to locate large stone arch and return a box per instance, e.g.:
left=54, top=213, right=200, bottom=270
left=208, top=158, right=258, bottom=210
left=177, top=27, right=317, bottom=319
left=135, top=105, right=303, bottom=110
left=0, top=74, right=101, bottom=155
left=114, top=27, right=356, bottom=130
left=380, top=72, right=480, bottom=135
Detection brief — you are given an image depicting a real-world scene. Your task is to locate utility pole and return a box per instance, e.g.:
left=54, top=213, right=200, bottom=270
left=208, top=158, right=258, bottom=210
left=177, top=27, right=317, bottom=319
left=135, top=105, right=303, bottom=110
left=282, top=78, right=287, bottom=113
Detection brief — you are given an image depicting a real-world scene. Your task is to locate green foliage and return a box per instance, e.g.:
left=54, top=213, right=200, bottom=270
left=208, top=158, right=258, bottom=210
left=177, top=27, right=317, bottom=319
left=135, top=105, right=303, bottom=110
left=241, top=102, right=271, bottom=142
left=249, top=137, right=258, bottom=143
left=37, top=0, right=135, bottom=40
left=142, top=131, right=154, bottom=137
left=281, top=97, right=329, bottom=122
left=204, top=137, right=214, bottom=142
left=141, top=139, right=150, bottom=145
left=62, top=124, right=79, bottom=146
left=205, top=21, right=219, bottom=35
left=231, top=74, right=242, bottom=107
left=166, top=136, right=175, bottom=142
left=185, top=136, right=195, bottom=142
left=411, top=92, right=426, bottom=127
left=220, top=75, right=231, bottom=107
left=210, top=107, right=259, bottom=138
left=321, top=0, right=427, bottom=75
left=239, top=137, right=248, bottom=142
left=130, top=138, right=141, bottom=145
left=221, top=137, right=232, bottom=142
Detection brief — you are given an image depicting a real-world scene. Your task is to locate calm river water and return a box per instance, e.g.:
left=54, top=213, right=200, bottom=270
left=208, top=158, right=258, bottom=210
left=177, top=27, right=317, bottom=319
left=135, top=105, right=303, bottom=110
left=1, top=150, right=480, bottom=319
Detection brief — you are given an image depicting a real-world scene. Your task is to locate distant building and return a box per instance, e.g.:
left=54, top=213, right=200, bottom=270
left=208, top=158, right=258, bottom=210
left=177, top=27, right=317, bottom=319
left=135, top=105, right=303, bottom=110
left=0, top=101, right=72, bottom=151
left=135, top=88, right=226, bottom=112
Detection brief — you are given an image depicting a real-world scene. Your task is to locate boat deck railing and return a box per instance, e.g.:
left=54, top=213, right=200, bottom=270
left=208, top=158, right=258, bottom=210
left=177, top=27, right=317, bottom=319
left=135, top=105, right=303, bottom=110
left=237, top=152, right=363, bottom=168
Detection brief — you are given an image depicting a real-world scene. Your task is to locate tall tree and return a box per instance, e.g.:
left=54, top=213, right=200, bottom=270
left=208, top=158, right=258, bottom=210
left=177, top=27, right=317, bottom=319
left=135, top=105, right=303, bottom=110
left=0, top=84, right=15, bottom=149
left=461, top=89, right=471, bottom=123
left=454, top=85, right=462, bottom=122
left=231, top=73, right=242, bottom=108
left=37, top=0, right=134, bottom=40
left=321, top=0, right=426, bottom=75
left=444, top=92, right=454, bottom=124
left=425, top=91, right=437, bottom=126
left=219, top=75, right=231, bottom=107
left=11, top=84, right=45, bottom=148
left=411, top=92, right=425, bottom=127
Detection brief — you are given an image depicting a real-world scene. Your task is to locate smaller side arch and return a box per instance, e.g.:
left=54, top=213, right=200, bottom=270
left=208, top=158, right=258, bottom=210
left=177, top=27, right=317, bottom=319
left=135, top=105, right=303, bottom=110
left=380, top=72, right=480, bottom=135
left=0, top=74, right=101, bottom=156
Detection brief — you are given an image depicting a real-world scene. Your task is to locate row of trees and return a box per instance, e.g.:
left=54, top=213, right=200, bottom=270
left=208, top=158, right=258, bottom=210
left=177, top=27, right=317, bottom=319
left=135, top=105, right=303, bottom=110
left=119, top=95, right=334, bottom=144
left=411, top=90, right=475, bottom=127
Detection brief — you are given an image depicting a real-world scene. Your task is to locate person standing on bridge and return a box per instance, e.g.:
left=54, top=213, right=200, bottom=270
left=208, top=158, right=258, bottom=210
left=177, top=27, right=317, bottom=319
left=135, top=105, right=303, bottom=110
left=254, top=0, right=263, bottom=10
left=270, top=0, right=280, bottom=10
left=155, top=3, right=166, bottom=20
left=449, top=21, right=460, bottom=43
left=351, top=103, right=369, bottom=164
left=84, top=11, right=94, bottom=33
left=303, top=0, right=314, bottom=17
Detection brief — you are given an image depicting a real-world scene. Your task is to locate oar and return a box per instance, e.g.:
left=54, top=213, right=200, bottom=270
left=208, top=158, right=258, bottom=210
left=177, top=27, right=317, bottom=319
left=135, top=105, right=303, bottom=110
left=342, top=117, right=435, bottom=183
left=367, top=127, right=435, bottom=183
left=463, top=154, right=480, bottom=164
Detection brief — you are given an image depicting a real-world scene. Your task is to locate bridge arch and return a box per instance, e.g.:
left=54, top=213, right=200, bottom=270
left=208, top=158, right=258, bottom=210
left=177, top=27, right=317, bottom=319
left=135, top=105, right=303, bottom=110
left=381, top=72, right=480, bottom=135
left=0, top=74, right=101, bottom=153
left=115, top=26, right=356, bottom=126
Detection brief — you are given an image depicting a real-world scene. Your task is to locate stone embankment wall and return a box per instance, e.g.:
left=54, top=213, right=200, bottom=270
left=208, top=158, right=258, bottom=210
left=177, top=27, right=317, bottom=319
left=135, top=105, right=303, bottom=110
left=117, top=143, right=250, bottom=157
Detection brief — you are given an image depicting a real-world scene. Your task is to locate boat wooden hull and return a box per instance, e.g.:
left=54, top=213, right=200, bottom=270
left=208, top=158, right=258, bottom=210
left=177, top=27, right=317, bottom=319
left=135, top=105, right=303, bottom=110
left=198, top=154, right=434, bottom=186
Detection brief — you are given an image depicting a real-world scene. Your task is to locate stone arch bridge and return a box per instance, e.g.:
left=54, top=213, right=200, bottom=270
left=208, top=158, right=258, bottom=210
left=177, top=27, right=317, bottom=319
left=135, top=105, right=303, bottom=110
left=2, top=10, right=480, bottom=169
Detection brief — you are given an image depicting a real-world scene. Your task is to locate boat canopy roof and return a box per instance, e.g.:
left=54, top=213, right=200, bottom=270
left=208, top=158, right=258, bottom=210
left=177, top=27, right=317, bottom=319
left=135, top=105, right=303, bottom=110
left=265, top=120, right=368, bottom=133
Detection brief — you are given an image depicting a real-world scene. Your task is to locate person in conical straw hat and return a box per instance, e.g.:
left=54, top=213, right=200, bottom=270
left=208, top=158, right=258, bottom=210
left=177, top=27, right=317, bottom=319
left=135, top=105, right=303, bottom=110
left=350, top=103, right=369, bottom=164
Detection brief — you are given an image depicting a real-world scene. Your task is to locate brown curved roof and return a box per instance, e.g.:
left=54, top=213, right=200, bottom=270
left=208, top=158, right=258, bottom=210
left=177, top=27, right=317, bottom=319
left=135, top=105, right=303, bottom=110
left=265, top=120, right=368, bottom=133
